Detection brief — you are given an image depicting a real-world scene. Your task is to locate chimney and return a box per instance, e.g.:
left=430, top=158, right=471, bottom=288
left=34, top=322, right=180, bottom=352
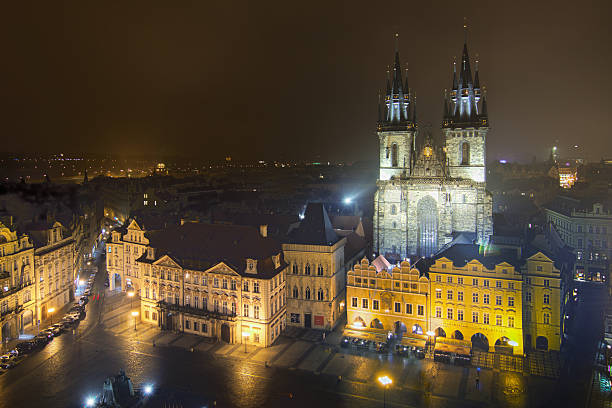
left=259, top=224, right=268, bottom=238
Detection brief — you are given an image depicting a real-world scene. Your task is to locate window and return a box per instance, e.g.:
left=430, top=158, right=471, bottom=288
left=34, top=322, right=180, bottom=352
left=436, top=275, right=442, bottom=282
left=214, top=278, right=219, bottom=288
left=254, top=305, right=260, bottom=319
left=472, top=278, right=478, bottom=286
left=362, top=299, right=368, bottom=309
left=447, top=290, right=453, bottom=300
left=253, top=282, right=260, bottom=293
left=185, top=320, right=191, bottom=330
left=496, top=315, right=502, bottom=326
left=447, top=308, right=453, bottom=319
left=508, top=316, right=514, bottom=328
left=293, top=287, right=299, bottom=298
left=305, top=287, right=311, bottom=300
left=458, top=277, right=464, bottom=285
left=543, top=313, right=550, bottom=324
left=544, top=279, right=550, bottom=287
left=508, top=282, right=514, bottom=290
left=483, top=280, right=489, bottom=287
left=394, top=302, right=401, bottom=313
left=447, top=276, right=452, bottom=283
left=472, top=293, right=478, bottom=303
left=317, top=265, right=324, bottom=276
left=373, top=299, right=379, bottom=310
left=231, top=280, right=237, bottom=291
left=496, top=280, right=502, bottom=288
left=243, top=304, right=249, bottom=317
left=391, top=143, right=398, bottom=167
left=317, top=288, right=324, bottom=301
left=391, top=205, right=397, bottom=215
left=543, top=294, right=550, bottom=304
left=406, top=303, right=413, bottom=314
left=213, top=299, right=219, bottom=312
left=291, top=313, right=300, bottom=323
left=417, top=305, right=424, bottom=316
left=457, top=310, right=464, bottom=321
left=194, top=322, right=199, bottom=331
left=145, top=310, right=150, bottom=319
left=436, top=289, right=442, bottom=299
left=526, top=277, right=531, bottom=285
left=305, top=264, right=311, bottom=275
left=292, top=264, right=298, bottom=274
left=526, top=292, right=532, bottom=303
left=472, top=312, right=478, bottom=323
left=202, top=323, right=208, bottom=333
left=351, top=297, right=358, bottom=307
left=435, top=307, right=442, bottom=318
left=222, top=279, right=228, bottom=289
left=243, top=281, right=249, bottom=292
left=536, top=266, right=543, bottom=272
left=508, top=297, right=515, bottom=307
left=496, top=295, right=502, bottom=306
left=203, top=298, right=207, bottom=310
left=461, top=142, right=470, bottom=165
left=483, top=313, right=490, bottom=325
left=483, top=294, right=490, bottom=304
left=222, top=301, right=228, bottom=314
left=458, top=291, right=464, bottom=301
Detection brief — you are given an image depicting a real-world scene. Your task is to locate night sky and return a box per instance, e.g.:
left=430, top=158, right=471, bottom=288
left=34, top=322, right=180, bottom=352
left=1, top=1, right=610, bottom=163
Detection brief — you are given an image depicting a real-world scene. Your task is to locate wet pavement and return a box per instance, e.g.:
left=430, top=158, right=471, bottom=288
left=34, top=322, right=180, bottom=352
left=0, top=253, right=605, bottom=407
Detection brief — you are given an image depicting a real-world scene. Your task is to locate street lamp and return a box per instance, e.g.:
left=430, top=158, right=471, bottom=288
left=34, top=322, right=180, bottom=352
left=378, top=375, right=392, bottom=408
left=48, top=307, right=56, bottom=325
left=242, top=330, right=250, bottom=353
left=127, top=289, right=135, bottom=313
left=131, top=311, right=139, bottom=330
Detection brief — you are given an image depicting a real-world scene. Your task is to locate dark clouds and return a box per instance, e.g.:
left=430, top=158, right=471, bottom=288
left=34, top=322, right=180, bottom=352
left=0, top=0, right=610, bottom=163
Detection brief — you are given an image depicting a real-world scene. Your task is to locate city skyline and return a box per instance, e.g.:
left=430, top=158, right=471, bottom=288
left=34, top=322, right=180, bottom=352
left=0, top=1, right=610, bottom=163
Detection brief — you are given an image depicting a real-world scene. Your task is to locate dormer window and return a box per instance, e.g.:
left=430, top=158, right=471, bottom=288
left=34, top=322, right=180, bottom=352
left=246, top=259, right=257, bottom=274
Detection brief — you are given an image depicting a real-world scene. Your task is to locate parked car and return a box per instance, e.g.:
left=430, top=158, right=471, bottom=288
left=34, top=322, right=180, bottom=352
left=0, top=354, right=15, bottom=363
left=15, top=342, right=34, bottom=354
left=0, top=362, right=15, bottom=370
left=340, top=337, right=350, bottom=348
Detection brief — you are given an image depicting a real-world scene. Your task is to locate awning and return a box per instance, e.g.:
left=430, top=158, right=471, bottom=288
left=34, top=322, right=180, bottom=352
left=434, top=340, right=471, bottom=356
left=400, top=336, right=427, bottom=349
left=342, top=329, right=387, bottom=342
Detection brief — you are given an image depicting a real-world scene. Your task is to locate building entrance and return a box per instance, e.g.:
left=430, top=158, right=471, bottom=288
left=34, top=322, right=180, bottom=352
left=221, top=324, right=231, bottom=343
left=304, top=313, right=312, bottom=328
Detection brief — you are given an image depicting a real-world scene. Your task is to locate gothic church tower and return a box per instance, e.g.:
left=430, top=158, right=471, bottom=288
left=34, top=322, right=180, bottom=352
left=442, top=43, right=489, bottom=183
left=377, top=35, right=417, bottom=181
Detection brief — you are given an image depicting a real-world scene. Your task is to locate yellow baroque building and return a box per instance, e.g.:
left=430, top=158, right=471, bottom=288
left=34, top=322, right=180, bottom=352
left=345, top=243, right=563, bottom=356
left=347, top=256, right=429, bottom=336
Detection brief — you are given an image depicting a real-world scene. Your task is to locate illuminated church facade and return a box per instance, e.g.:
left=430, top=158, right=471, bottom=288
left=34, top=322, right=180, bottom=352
left=373, top=40, right=493, bottom=259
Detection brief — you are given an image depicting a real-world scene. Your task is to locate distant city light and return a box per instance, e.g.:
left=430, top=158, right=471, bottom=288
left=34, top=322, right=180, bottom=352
left=143, top=384, right=153, bottom=395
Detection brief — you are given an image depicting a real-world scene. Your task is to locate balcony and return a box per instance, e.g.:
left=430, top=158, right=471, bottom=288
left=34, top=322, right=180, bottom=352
left=1, top=304, right=23, bottom=318
left=157, top=301, right=237, bottom=322
left=0, top=281, right=34, bottom=300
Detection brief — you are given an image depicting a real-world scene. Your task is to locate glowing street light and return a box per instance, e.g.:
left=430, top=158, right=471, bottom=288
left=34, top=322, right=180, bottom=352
left=48, top=307, right=56, bottom=325
left=343, top=197, right=353, bottom=205
left=143, top=384, right=153, bottom=396
left=131, top=311, right=139, bottom=330
left=242, top=330, right=251, bottom=353
left=426, top=330, right=435, bottom=337
left=85, top=396, right=96, bottom=407
left=378, top=375, right=392, bottom=408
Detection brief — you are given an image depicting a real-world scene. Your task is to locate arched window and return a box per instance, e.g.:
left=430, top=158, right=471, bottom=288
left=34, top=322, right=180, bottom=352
left=461, top=142, right=470, bottom=165
left=304, top=264, right=311, bottom=275
left=305, top=287, right=311, bottom=300
left=292, top=264, right=298, bottom=274
left=292, top=286, right=299, bottom=298
left=391, top=204, right=397, bottom=215
left=317, top=265, right=324, bottom=276
left=391, top=144, right=399, bottom=167
left=317, top=288, right=324, bottom=301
